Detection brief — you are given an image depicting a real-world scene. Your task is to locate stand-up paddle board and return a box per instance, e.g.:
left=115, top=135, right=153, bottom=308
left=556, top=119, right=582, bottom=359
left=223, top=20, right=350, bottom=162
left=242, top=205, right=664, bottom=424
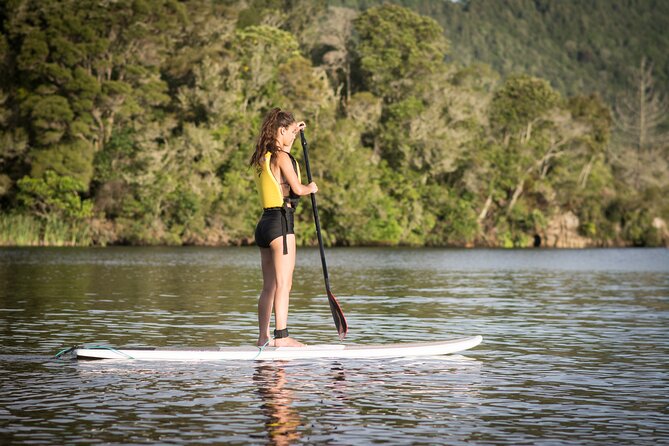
left=69, top=336, right=482, bottom=361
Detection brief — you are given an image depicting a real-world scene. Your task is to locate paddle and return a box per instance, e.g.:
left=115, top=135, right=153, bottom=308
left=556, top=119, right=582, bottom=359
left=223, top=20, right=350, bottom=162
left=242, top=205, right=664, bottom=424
left=299, top=130, right=348, bottom=340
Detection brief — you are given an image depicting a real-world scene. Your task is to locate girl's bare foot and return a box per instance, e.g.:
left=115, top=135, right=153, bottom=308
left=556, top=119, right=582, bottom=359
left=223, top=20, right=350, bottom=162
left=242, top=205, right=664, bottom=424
left=274, top=337, right=306, bottom=347
left=257, top=338, right=275, bottom=347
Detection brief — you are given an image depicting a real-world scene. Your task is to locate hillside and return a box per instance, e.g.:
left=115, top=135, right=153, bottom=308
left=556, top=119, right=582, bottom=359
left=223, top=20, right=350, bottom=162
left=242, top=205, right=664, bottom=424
left=336, top=0, right=669, bottom=102
left=1, top=1, right=667, bottom=247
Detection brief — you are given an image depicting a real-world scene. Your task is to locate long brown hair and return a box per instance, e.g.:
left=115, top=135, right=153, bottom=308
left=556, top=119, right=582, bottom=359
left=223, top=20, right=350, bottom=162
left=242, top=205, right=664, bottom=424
left=249, top=107, right=295, bottom=169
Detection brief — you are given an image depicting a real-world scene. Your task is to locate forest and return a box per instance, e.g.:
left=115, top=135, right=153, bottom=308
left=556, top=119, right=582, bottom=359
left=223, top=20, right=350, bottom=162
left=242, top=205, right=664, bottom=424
left=0, top=0, right=667, bottom=247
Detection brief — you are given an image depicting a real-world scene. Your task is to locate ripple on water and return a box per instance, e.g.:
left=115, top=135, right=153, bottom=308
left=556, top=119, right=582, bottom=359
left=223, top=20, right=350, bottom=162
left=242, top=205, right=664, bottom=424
left=1, top=247, right=668, bottom=444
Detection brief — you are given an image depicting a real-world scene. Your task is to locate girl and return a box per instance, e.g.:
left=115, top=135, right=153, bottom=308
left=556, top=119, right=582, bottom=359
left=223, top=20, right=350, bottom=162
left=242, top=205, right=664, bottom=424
left=249, top=108, right=317, bottom=347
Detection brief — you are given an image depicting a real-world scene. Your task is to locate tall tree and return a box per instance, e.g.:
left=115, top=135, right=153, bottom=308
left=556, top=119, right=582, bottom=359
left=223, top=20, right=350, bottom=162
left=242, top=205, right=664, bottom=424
left=613, top=57, right=669, bottom=188
left=353, top=4, right=448, bottom=102
left=312, top=6, right=358, bottom=109
left=4, top=0, right=184, bottom=186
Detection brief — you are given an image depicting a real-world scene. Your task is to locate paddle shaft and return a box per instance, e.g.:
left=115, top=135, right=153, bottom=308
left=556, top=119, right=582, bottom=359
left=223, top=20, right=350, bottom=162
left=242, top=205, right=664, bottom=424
left=299, top=131, right=331, bottom=292
left=299, top=130, right=347, bottom=340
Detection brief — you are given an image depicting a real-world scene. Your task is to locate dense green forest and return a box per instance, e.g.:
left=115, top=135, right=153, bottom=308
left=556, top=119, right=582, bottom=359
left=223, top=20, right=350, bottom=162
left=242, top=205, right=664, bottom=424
left=340, top=0, right=669, bottom=101
left=0, top=0, right=667, bottom=247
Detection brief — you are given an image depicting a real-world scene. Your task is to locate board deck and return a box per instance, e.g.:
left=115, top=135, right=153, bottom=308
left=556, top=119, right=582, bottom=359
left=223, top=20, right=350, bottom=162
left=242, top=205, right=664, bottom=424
left=73, top=336, right=482, bottom=361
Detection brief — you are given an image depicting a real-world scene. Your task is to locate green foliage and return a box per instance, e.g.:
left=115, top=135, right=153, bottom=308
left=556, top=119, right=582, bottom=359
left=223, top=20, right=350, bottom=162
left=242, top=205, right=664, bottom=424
left=217, top=148, right=260, bottom=243
left=236, top=0, right=285, bottom=28
left=489, top=75, right=560, bottom=137
left=93, top=128, right=144, bottom=184
left=378, top=96, right=425, bottom=169
left=278, top=56, right=335, bottom=117
left=0, top=212, right=92, bottom=246
left=622, top=207, right=656, bottom=247
left=42, top=218, right=93, bottom=247
left=388, top=0, right=669, bottom=102
left=354, top=4, right=448, bottom=101
left=425, top=187, right=479, bottom=246
left=605, top=187, right=668, bottom=247
left=23, top=94, right=73, bottom=145
left=30, top=140, right=95, bottom=186
left=232, top=25, right=301, bottom=109
left=0, top=213, right=42, bottom=246
left=304, top=118, right=405, bottom=246
left=0, top=1, right=666, bottom=247
left=3, top=0, right=184, bottom=197
left=567, top=94, right=612, bottom=149
left=16, top=171, right=93, bottom=221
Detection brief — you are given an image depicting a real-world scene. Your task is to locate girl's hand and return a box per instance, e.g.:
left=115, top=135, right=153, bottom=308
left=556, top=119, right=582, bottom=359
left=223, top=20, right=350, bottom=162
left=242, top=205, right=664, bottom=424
left=308, top=182, right=318, bottom=194
left=296, top=121, right=306, bottom=132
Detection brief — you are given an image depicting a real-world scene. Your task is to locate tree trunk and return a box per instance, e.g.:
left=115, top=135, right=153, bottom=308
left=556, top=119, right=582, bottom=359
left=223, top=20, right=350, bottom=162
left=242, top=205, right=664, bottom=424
left=578, top=155, right=595, bottom=188
left=477, top=193, right=493, bottom=223
left=613, top=57, right=669, bottom=189
left=345, top=60, right=351, bottom=106
left=506, top=179, right=524, bottom=215
left=635, top=57, right=647, bottom=189
left=523, top=121, right=533, bottom=144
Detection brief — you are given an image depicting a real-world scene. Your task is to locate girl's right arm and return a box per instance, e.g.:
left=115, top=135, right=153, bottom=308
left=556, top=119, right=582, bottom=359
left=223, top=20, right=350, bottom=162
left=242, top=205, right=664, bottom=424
left=276, top=151, right=317, bottom=196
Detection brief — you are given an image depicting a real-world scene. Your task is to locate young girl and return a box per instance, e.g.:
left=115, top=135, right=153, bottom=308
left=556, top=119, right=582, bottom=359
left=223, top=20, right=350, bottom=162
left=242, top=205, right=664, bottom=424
left=249, top=108, right=317, bottom=347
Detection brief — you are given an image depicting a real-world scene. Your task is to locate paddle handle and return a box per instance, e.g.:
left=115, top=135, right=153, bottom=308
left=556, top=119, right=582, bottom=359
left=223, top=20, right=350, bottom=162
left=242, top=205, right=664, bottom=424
left=299, top=130, right=331, bottom=291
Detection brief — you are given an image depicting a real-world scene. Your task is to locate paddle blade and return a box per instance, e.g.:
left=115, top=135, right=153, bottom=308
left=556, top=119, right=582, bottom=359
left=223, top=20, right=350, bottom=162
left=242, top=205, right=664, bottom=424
left=327, top=290, right=348, bottom=340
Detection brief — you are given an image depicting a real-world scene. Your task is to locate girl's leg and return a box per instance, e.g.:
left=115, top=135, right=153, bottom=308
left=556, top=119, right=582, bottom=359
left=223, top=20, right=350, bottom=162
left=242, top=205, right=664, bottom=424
left=258, top=247, right=276, bottom=346
left=269, top=234, right=305, bottom=347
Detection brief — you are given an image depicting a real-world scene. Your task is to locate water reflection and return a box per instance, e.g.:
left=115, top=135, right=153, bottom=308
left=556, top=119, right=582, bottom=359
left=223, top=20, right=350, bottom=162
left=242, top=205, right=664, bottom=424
left=1, top=247, right=668, bottom=445
left=254, top=364, right=302, bottom=445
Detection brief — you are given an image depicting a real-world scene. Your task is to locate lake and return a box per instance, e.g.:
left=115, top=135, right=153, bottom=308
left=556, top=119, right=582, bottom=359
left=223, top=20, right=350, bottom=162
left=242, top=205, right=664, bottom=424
left=1, top=247, right=668, bottom=445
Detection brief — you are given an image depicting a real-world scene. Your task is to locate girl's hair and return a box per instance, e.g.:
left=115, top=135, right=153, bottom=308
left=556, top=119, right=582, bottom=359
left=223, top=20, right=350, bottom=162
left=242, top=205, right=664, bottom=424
left=249, top=107, right=295, bottom=169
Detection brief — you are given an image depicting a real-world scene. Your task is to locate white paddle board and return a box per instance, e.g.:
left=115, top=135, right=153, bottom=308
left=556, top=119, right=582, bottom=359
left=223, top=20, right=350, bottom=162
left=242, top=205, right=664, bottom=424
left=73, top=336, right=482, bottom=361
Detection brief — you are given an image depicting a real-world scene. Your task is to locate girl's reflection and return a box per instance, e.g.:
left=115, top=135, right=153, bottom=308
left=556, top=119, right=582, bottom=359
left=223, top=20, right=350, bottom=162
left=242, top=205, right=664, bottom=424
left=254, top=364, right=302, bottom=445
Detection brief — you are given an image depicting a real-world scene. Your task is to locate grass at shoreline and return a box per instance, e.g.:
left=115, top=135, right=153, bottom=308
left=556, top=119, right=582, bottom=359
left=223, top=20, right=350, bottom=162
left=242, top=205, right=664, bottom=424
left=0, top=214, right=93, bottom=247
left=1, top=213, right=665, bottom=248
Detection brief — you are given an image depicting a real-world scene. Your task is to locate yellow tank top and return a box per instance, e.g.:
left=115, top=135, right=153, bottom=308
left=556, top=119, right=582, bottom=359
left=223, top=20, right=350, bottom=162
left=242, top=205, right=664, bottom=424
left=256, top=151, right=301, bottom=209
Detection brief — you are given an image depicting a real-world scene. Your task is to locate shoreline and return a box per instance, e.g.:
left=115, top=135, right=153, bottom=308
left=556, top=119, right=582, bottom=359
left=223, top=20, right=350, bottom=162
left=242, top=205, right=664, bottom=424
left=0, top=241, right=666, bottom=249
left=2, top=215, right=668, bottom=249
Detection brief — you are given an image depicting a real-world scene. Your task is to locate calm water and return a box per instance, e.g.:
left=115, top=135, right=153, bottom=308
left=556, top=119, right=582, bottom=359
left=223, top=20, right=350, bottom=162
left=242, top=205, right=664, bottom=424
left=0, top=247, right=668, bottom=445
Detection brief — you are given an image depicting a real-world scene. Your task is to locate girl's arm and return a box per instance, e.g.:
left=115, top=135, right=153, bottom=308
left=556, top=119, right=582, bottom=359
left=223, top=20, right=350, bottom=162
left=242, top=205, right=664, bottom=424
left=276, top=151, right=317, bottom=196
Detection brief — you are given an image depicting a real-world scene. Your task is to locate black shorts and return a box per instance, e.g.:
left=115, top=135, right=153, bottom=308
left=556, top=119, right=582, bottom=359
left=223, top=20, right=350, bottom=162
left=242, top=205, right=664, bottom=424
left=255, top=207, right=295, bottom=251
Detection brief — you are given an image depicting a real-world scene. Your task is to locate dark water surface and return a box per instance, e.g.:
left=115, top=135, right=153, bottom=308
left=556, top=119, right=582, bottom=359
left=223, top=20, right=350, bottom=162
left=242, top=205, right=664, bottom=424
left=1, top=247, right=668, bottom=445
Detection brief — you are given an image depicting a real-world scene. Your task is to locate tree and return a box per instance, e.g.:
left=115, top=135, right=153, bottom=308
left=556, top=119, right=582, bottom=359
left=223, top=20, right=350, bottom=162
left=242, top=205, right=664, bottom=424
left=0, top=88, right=28, bottom=199
left=236, top=0, right=328, bottom=52
left=0, top=0, right=665, bottom=247
left=278, top=56, right=335, bottom=120
left=549, top=94, right=615, bottom=243
left=4, top=0, right=183, bottom=188
left=231, top=25, right=301, bottom=113
left=613, top=57, right=669, bottom=189
left=312, top=6, right=358, bottom=109
left=307, top=118, right=405, bottom=246
left=487, top=75, right=562, bottom=214
left=353, top=4, right=448, bottom=102
left=17, top=171, right=92, bottom=221
left=563, top=94, right=612, bottom=188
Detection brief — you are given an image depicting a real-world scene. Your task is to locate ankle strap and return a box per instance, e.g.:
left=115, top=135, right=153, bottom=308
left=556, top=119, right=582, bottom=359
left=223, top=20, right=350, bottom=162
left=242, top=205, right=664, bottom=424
left=274, top=328, right=289, bottom=339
